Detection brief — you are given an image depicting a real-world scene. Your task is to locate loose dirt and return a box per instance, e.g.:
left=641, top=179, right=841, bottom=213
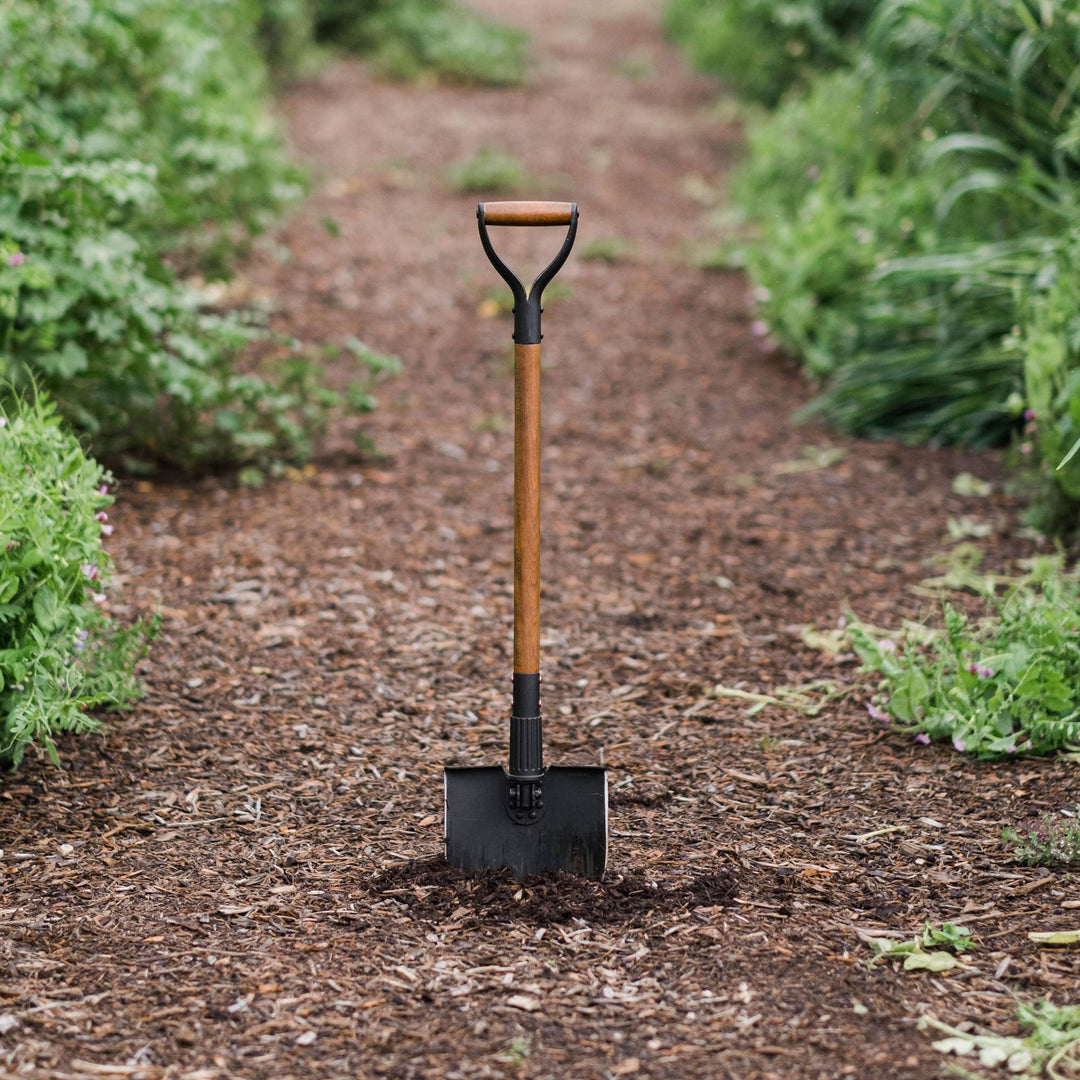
left=2, top=1, right=1078, bottom=1078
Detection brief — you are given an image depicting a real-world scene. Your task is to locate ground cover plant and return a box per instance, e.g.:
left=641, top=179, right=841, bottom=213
left=854, top=564, right=1080, bottom=757
left=0, top=393, right=154, bottom=771
left=675, top=0, right=1080, bottom=532
left=1004, top=806, right=1080, bottom=865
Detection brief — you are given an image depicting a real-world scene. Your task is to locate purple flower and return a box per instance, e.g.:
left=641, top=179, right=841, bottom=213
left=101, top=524, right=113, bottom=537
left=73, top=628, right=89, bottom=653
left=750, top=320, right=770, bottom=337
left=82, top=563, right=99, bottom=582
left=1020, top=441, right=1033, bottom=455
left=915, top=732, right=931, bottom=745
left=8, top=252, right=24, bottom=267
left=879, top=639, right=897, bottom=654
left=967, top=663, right=993, bottom=679
left=867, top=702, right=891, bottom=724
left=953, top=738, right=967, bottom=752
left=95, top=511, right=108, bottom=523
left=98, top=484, right=108, bottom=496
left=1024, top=408, right=1036, bottom=421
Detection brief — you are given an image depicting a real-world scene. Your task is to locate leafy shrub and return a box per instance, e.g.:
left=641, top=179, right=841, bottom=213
left=715, top=0, right=1080, bottom=527
left=0, top=0, right=375, bottom=470
left=0, top=0, right=305, bottom=266
left=315, top=0, right=527, bottom=85
left=854, top=569, right=1080, bottom=758
left=665, top=0, right=874, bottom=105
left=0, top=393, right=156, bottom=771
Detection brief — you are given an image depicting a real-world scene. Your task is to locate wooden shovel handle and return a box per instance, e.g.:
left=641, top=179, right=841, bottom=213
left=482, top=201, right=574, bottom=226
left=514, top=342, right=541, bottom=674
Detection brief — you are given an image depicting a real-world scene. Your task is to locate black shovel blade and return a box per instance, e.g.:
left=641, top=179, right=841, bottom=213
left=444, top=765, right=608, bottom=880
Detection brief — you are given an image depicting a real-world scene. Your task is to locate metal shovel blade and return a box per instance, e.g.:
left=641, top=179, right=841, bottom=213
left=444, top=765, right=608, bottom=880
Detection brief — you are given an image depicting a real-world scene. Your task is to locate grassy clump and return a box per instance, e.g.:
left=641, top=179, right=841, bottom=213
left=0, top=393, right=156, bottom=771
left=316, top=0, right=527, bottom=85
left=853, top=565, right=1080, bottom=758
left=675, top=0, right=1080, bottom=531
left=447, top=147, right=526, bottom=195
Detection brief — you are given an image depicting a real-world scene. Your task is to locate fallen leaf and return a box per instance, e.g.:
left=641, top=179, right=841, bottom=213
left=903, top=951, right=963, bottom=972
left=506, top=994, right=540, bottom=1012
left=1028, top=930, right=1080, bottom=945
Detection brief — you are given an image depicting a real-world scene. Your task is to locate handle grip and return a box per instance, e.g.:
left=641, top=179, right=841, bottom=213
left=477, top=202, right=578, bottom=344
left=480, top=201, right=575, bottom=226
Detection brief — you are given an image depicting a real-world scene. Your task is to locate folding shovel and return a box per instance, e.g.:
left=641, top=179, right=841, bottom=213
left=444, top=201, right=608, bottom=880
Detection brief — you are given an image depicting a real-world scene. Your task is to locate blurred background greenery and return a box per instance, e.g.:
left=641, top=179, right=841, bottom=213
left=668, top=0, right=1080, bottom=536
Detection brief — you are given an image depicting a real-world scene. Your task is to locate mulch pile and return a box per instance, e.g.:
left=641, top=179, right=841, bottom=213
left=2, top=1, right=1078, bottom=1077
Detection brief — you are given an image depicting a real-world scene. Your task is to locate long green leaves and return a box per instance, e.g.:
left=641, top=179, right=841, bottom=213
left=703, top=0, right=1080, bottom=529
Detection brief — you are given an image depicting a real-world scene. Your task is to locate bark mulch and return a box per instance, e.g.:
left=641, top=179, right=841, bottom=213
left=2, top=1, right=1078, bottom=1077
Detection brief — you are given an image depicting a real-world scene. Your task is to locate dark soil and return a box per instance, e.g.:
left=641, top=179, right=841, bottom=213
left=2, top=1, right=1078, bottom=1078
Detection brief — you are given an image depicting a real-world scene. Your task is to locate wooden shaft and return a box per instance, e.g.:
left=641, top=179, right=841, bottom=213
left=483, top=201, right=574, bottom=226
left=514, top=342, right=541, bottom=674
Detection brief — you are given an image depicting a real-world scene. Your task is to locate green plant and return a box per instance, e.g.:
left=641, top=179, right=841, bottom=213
left=447, top=147, right=526, bottom=195
left=863, top=922, right=976, bottom=972
left=315, top=0, right=526, bottom=85
left=854, top=568, right=1080, bottom=757
left=665, top=0, right=875, bottom=106
left=709, top=0, right=1080, bottom=528
left=1004, top=807, right=1080, bottom=866
left=925, top=1000, right=1080, bottom=1078
left=0, top=392, right=156, bottom=771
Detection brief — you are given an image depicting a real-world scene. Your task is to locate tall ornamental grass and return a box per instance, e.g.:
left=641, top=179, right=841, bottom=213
left=683, top=0, right=1080, bottom=532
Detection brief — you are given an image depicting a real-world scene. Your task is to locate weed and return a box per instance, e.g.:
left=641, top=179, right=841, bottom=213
left=318, top=0, right=527, bottom=86
left=581, top=236, right=634, bottom=264
left=853, top=565, right=1080, bottom=757
left=861, top=923, right=975, bottom=973
left=1003, top=808, right=1080, bottom=866
left=448, top=148, right=526, bottom=195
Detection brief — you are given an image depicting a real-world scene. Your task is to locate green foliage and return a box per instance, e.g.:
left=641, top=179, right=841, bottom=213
left=1003, top=807, right=1080, bottom=866
left=0, top=393, right=156, bottom=771
left=315, top=0, right=526, bottom=85
left=925, top=1000, right=1080, bottom=1077
left=447, top=147, right=525, bottom=195
left=709, top=0, right=1080, bottom=528
left=0, top=0, right=376, bottom=470
left=865, top=923, right=976, bottom=972
left=665, top=0, right=875, bottom=105
left=854, top=568, right=1080, bottom=757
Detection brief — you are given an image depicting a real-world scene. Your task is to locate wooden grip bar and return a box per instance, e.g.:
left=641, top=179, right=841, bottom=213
left=482, top=201, right=574, bottom=226
left=513, top=342, right=541, bottom=674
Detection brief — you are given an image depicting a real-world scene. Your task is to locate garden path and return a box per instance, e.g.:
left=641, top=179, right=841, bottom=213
left=3, top=2, right=1078, bottom=1077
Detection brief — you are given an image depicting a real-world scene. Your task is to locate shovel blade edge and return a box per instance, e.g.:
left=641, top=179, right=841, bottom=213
left=444, top=765, right=608, bottom=880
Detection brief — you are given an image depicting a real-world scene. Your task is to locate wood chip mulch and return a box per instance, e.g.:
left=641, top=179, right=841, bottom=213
left=2, top=1, right=1078, bottom=1077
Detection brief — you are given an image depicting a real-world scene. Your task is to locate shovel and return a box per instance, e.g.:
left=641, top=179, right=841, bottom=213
left=444, top=201, right=608, bottom=880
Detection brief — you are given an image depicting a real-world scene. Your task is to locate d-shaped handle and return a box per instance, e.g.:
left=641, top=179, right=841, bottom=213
left=477, top=201, right=578, bottom=344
